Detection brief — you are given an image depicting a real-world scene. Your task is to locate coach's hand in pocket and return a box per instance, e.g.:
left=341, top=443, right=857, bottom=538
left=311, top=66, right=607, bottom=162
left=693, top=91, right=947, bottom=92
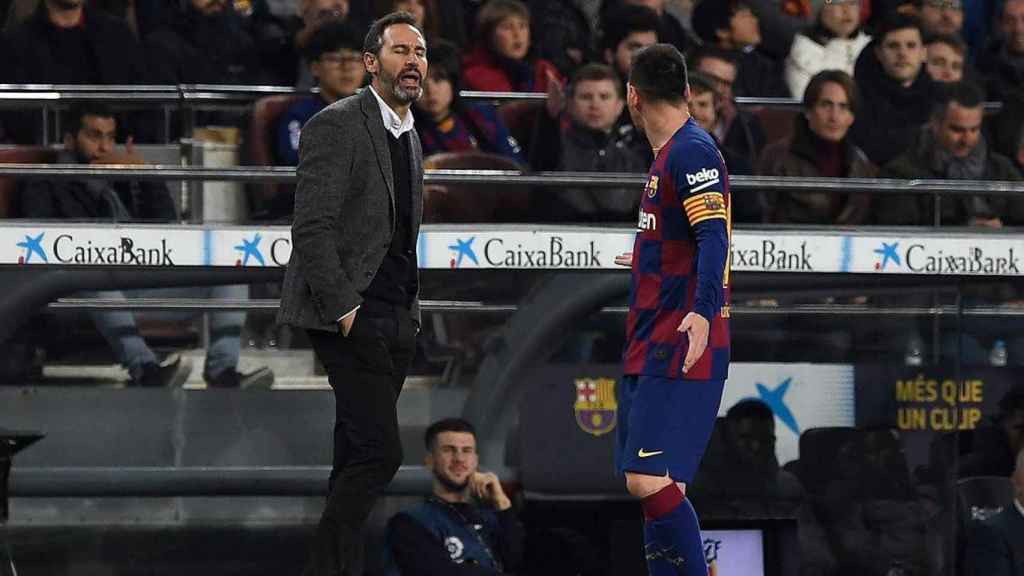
left=678, top=312, right=709, bottom=373
left=340, top=311, right=357, bottom=337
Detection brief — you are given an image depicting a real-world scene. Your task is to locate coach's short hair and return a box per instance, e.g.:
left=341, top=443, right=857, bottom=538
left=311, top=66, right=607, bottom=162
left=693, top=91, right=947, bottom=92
left=425, top=418, right=476, bottom=450
left=629, top=43, right=688, bottom=104
left=363, top=10, right=422, bottom=57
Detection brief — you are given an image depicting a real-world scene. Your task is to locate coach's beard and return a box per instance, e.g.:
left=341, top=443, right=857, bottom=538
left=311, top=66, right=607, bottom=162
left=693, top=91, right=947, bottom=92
left=385, top=67, right=424, bottom=104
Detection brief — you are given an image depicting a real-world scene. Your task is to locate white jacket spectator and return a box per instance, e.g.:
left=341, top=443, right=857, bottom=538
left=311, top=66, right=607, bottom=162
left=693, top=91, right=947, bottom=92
left=786, top=30, right=871, bottom=98
left=784, top=0, right=870, bottom=98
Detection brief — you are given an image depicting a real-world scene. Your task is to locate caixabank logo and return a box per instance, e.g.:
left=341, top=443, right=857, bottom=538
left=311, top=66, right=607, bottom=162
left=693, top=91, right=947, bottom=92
left=233, top=233, right=291, bottom=267
left=874, top=240, right=1021, bottom=274
left=448, top=235, right=602, bottom=268
left=17, top=232, right=174, bottom=265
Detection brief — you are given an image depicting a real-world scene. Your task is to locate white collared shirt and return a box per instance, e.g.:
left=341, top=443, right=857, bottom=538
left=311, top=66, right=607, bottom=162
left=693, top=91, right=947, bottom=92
left=1015, top=498, right=1024, bottom=519
left=368, top=85, right=415, bottom=138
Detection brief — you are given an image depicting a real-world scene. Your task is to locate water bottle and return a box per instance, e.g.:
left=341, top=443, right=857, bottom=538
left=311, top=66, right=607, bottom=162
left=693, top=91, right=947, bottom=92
left=990, top=340, right=1008, bottom=367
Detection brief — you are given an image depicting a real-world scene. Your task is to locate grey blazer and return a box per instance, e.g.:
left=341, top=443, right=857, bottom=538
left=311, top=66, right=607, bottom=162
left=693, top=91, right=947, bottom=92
left=277, top=88, right=423, bottom=332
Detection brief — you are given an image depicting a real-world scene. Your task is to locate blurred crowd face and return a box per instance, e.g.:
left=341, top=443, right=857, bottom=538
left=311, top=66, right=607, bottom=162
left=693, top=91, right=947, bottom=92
left=933, top=101, right=983, bottom=158
left=925, top=41, right=964, bottom=83
left=416, top=71, right=454, bottom=121
left=191, top=0, right=229, bottom=16
left=806, top=81, right=854, bottom=142
left=919, top=1, right=964, bottom=36
left=393, top=0, right=426, bottom=29
left=570, top=78, right=624, bottom=133
left=492, top=15, right=530, bottom=60
left=876, top=27, right=925, bottom=86
left=820, top=1, right=860, bottom=39
left=426, top=431, right=479, bottom=492
left=688, top=89, right=717, bottom=129
left=1001, top=0, right=1024, bottom=55
left=695, top=56, right=737, bottom=109
left=722, top=6, right=761, bottom=48
left=67, top=115, right=116, bottom=163
left=303, top=0, right=349, bottom=27
left=313, top=48, right=366, bottom=102
left=607, top=30, right=658, bottom=80
left=367, top=23, right=427, bottom=106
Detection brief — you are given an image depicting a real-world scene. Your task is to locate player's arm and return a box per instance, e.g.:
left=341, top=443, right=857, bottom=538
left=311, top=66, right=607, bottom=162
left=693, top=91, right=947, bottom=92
left=673, top=146, right=729, bottom=371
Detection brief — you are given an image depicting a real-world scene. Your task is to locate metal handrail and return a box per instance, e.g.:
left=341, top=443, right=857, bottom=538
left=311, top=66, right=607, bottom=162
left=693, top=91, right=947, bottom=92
left=46, top=298, right=1024, bottom=317
left=4, top=164, right=1024, bottom=196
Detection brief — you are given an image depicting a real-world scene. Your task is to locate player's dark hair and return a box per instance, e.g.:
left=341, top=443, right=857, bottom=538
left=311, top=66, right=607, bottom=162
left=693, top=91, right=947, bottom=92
left=726, top=399, right=775, bottom=423
left=570, top=63, right=623, bottom=98
left=66, top=103, right=116, bottom=136
left=425, top=418, right=477, bottom=450
left=629, top=43, right=688, bottom=104
left=364, top=10, right=422, bottom=57
left=803, top=69, right=860, bottom=114
left=600, top=4, right=660, bottom=54
left=305, top=20, right=365, bottom=63
left=930, top=80, right=984, bottom=120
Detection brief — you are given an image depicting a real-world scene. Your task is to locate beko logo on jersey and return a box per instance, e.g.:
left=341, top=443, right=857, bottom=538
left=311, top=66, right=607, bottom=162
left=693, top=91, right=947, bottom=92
left=686, top=168, right=720, bottom=187
left=638, top=209, right=657, bottom=231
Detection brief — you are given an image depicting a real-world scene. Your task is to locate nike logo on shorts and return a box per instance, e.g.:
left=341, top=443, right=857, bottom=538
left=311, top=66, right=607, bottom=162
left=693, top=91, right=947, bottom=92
left=638, top=449, right=663, bottom=458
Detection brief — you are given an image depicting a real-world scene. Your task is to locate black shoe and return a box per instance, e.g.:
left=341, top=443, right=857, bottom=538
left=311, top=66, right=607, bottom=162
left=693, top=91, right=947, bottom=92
left=134, top=355, right=192, bottom=388
left=204, top=366, right=274, bottom=389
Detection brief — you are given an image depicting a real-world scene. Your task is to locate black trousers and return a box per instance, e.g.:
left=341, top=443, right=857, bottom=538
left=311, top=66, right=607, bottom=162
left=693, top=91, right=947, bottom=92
left=304, top=302, right=417, bottom=576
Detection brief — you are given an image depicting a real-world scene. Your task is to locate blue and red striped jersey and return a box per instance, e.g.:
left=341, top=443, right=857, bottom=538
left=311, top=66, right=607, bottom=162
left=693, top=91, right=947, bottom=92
left=623, top=117, right=732, bottom=381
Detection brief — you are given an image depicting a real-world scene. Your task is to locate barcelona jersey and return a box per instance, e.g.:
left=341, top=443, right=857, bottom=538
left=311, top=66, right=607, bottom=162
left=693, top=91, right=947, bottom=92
left=623, top=118, right=731, bottom=381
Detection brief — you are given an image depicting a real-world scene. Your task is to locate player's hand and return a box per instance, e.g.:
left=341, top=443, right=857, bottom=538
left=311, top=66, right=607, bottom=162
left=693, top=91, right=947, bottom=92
left=340, top=311, right=357, bottom=337
left=678, top=312, right=709, bottom=374
left=614, top=252, right=633, bottom=267
left=469, top=471, right=511, bottom=510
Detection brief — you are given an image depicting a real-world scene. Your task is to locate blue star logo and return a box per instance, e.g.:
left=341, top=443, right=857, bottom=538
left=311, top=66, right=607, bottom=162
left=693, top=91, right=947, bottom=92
left=874, top=241, right=901, bottom=270
left=753, top=377, right=799, bottom=436
left=16, top=232, right=47, bottom=263
left=448, top=237, right=478, bottom=268
left=234, top=234, right=265, bottom=266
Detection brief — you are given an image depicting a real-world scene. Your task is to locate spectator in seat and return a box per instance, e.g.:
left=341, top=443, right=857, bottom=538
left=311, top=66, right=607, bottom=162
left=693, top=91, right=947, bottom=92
left=689, top=400, right=804, bottom=518
left=784, top=0, right=871, bottom=99
left=413, top=40, right=524, bottom=162
left=145, top=0, right=268, bottom=85
left=275, top=20, right=367, bottom=167
left=965, top=445, right=1024, bottom=576
left=851, top=14, right=934, bottom=166
left=759, top=70, right=874, bottom=225
left=691, top=46, right=768, bottom=170
left=387, top=418, right=525, bottom=576
left=530, top=63, right=648, bottom=222
left=531, top=0, right=597, bottom=77
left=600, top=4, right=660, bottom=89
left=611, top=0, right=697, bottom=54
left=691, top=0, right=791, bottom=98
left=876, top=81, right=1024, bottom=226
left=288, top=0, right=352, bottom=87
left=977, top=0, right=1024, bottom=102
left=918, top=0, right=965, bottom=37
left=0, top=0, right=150, bottom=144
left=461, top=0, right=562, bottom=93
left=925, top=32, right=968, bottom=83
left=375, top=0, right=444, bottom=42
left=18, top=104, right=274, bottom=389
left=961, top=386, right=1024, bottom=478
left=688, top=71, right=764, bottom=223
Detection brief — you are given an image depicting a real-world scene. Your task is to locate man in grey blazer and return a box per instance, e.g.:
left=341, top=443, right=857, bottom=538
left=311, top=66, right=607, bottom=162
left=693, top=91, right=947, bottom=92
left=277, top=11, right=427, bottom=576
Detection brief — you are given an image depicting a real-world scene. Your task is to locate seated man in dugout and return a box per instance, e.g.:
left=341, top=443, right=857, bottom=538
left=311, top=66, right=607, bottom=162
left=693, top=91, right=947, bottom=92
left=18, top=104, right=274, bottom=389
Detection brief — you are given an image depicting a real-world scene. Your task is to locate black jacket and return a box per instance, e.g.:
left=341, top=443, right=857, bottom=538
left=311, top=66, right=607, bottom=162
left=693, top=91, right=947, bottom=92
left=735, top=47, right=791, bottom=98
left=531, top=0, right=594, bottom=77
left=851, top=42, right=936, bottom=166
left=966, top=505, right=1024, bottom=576
left=976, top=38, right=1024, bottom=103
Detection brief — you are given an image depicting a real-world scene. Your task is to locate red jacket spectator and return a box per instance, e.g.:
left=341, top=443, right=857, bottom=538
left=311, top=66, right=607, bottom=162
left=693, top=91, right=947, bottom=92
left=462, top=44, right=560, bottom=92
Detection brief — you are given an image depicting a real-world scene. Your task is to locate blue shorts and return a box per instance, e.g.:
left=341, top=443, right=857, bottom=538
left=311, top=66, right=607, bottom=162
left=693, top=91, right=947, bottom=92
left=615, top=374, right=725, bottom=484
